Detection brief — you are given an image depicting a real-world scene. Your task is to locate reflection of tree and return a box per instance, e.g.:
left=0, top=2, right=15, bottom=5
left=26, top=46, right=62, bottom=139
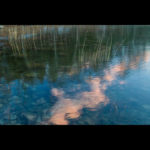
left=0, top=25, right=150, bottom=84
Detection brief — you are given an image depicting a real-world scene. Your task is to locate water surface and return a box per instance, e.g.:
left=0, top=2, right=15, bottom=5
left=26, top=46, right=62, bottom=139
left=0, top=25, right=150, bottom=125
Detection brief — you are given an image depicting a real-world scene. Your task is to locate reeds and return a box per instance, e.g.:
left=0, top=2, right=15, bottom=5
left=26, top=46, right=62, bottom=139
left=6, top=25, right=131, bottom=69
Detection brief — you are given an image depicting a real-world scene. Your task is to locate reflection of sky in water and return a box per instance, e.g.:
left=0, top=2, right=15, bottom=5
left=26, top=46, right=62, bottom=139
left=46, top=50, right=150, bottom=125
left=0, top=25, right=150, bottom=125
left=1, top=51, right=150, bottom=124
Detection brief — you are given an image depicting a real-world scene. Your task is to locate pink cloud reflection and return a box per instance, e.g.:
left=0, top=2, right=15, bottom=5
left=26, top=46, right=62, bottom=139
left=46, top=51, right=150, bottom=125
left=47, top=62, right=128, bottom=125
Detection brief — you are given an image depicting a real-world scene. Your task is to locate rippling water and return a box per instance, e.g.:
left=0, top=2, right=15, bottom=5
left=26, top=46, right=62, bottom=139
left=0, top=25, right=150, bottom=125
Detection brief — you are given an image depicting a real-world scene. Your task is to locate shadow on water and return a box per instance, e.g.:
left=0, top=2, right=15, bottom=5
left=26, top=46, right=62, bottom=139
left=0, top=25, right=150, bottom=124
